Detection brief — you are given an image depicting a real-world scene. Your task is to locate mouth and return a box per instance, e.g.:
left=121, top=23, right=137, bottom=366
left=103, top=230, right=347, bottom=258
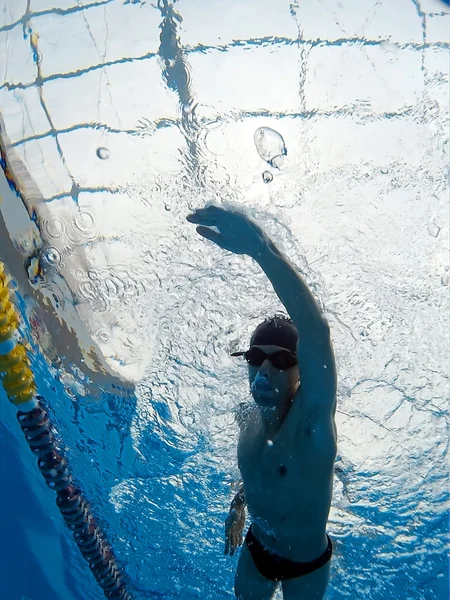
left=251, top=377, right=272, bottom=393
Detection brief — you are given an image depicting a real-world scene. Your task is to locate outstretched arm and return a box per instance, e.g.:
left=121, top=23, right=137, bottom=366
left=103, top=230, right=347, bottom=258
left=253, top=235, right=329, bottom=338
left=186, top=204, right=337, bottom=418
left=253, top=235, right=336, bottom=414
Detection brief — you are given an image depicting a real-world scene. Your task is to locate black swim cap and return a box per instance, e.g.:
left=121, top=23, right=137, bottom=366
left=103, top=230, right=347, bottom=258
left=250, top=316, right=298, bottom=355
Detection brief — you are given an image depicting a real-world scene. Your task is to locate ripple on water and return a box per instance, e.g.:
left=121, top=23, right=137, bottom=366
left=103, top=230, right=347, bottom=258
left=66, top=209, right=98, bottom=246
left=204, top=119, right=229, bottom=156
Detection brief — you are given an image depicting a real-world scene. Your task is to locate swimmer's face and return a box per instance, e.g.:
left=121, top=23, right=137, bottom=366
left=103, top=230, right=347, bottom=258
left=248, top=345, right=300, bottom=408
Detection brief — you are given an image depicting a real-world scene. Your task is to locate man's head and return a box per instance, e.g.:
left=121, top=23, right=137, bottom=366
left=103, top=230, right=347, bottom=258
left=250, top=315, right=298, bottom=352
left=233, top=315, right=300, bottom=408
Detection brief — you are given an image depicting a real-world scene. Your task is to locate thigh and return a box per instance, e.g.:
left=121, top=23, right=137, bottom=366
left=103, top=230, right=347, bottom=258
left=281, top=560, right=331, bottom=600
left=234, top=542, right=279, bottom=600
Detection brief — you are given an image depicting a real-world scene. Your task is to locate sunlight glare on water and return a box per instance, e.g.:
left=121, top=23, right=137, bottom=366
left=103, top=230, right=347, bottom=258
left=0, top=0, right=448, bottom=599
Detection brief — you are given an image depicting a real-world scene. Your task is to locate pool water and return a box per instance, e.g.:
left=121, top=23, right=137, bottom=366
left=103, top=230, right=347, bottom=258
left=0, top=1, right=449, bottom=599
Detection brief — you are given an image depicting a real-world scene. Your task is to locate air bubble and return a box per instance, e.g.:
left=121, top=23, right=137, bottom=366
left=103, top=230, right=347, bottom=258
left=254, top=127, right=287, bottom=169
left=165, top=204, right=172, bottom=211
left=427, top=223, right=440, bottom=238
left=380, top=167, right=389, bottom=174
left=262, top=171, right=273, bottom=184
left=65, top=387, right=76, bottom=399
left=267, top=440, right=274, bottom=447
left=204, top=122, right=229, bottom=156
left=41, top=246, right=61, bottom=266
left=96, top=147, right=110, bottom=160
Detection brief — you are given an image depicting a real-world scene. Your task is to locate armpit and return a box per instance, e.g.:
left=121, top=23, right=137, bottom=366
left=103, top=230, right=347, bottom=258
left=309, top=417, right=337, bottom=458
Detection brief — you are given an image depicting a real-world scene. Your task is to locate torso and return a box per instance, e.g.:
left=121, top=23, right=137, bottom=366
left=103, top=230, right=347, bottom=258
left=237, top=394, right=336, bottom=562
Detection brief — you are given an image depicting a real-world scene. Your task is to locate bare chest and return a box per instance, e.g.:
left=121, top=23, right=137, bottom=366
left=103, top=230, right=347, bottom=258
left=237, top=412, right=334, bottom=555
left=238, top=426, right=321, bottom=514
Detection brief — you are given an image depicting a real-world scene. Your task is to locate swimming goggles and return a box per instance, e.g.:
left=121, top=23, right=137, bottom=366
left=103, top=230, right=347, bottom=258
left=231, top=346, right=297, bottom=371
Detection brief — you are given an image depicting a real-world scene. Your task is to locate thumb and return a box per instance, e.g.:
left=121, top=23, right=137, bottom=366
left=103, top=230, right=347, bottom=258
left=196, top=226, right=233, bottom=252
left=196, top=226, right=221, bottom=243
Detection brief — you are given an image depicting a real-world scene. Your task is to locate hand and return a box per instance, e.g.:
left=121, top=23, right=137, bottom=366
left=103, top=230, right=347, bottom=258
left=186, top=204, right=266, bottom=258
left=224, top=508, right=245, bottom=556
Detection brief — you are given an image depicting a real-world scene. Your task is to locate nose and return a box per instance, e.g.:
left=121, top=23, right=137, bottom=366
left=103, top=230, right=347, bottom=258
left=258, top=360, right=272, bottom=377
left=252, top=365, right=272, bottom=392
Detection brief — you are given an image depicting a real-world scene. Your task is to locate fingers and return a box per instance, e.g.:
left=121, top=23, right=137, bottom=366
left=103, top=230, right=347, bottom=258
left=186, top=213, right=216, bottom=226
left=225, top=534, right=242, bottom=556
left=230, top=533, right=242, bottom=556
left=195, top=226, right=223, bottom=246
left=186, top=205, right=224, bottom=225
left=225, top=532, right=236, bottom=556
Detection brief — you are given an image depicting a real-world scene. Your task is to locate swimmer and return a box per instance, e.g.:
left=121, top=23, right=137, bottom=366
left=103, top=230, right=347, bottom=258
left=187, top=205, right=337, bottom=600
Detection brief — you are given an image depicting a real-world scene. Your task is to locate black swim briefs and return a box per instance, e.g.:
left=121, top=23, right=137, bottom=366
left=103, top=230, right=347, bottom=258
left=245, top=525, right=333, bottom=582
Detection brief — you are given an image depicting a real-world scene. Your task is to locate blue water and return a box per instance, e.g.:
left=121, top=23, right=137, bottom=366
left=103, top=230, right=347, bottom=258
left=1, top=296, right=449, bottom=600
left=1, top=0, right=450, bottom=598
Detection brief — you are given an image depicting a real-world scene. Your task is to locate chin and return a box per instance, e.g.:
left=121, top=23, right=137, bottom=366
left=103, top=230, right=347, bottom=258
left=252, top=388, right=279, bottom=407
